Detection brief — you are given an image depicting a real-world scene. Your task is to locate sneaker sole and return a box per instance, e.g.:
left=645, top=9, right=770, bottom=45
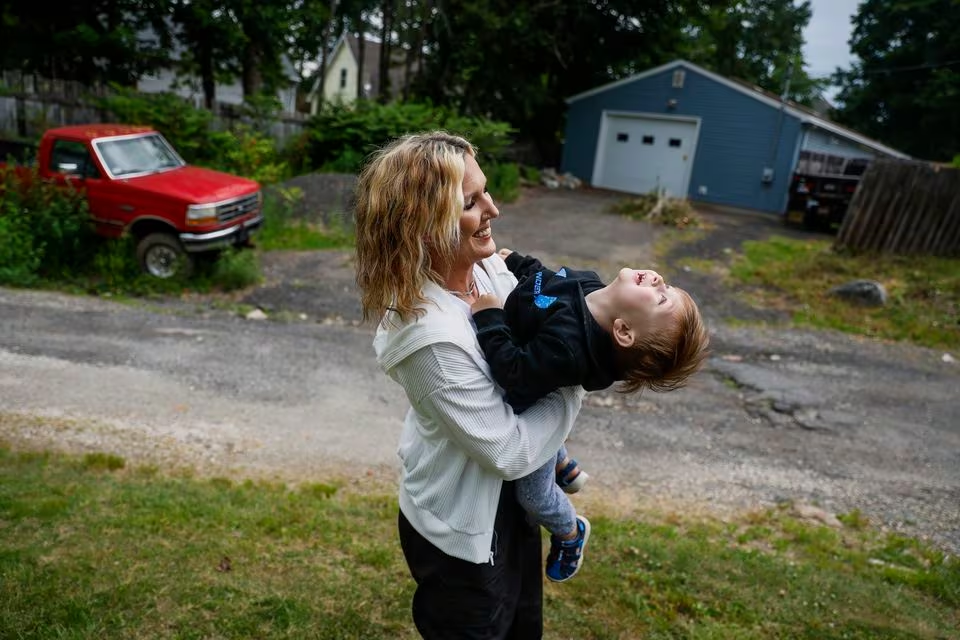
left=548, top=515, right=591, bottom=583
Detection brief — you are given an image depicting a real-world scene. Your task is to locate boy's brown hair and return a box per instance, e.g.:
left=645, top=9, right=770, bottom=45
left=615, top=288, right=709, bottom=394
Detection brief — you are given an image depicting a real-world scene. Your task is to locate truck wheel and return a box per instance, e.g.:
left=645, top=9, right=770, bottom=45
left=136, top=233, right=194, bottom=279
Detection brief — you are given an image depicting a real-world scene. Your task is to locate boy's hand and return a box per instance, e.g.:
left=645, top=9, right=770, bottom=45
left=498, top=248, right=514, bottom=259
left=471, top=293, right=502, bottom=314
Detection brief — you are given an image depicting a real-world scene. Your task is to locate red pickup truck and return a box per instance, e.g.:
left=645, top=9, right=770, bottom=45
left=24, top=124, right=263, bottom=278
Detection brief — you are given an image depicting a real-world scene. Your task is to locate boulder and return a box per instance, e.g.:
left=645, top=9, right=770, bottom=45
left=828, top=279, right=887, bottom=306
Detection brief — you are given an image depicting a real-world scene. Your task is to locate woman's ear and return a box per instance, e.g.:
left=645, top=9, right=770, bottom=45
left=612, top=318, right=635, bottom=348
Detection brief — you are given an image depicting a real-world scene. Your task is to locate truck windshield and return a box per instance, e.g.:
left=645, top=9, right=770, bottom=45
left=94, top=133, right=184, bottom=178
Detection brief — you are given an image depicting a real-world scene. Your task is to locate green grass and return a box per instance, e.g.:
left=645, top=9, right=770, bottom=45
left=708, top=235, right=959, bottom=351
left=256, top=186, right=354, bottom=252
left=1, top=443, right=957, bottom=639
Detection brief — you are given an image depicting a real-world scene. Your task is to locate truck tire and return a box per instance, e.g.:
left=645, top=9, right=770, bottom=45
left=136, top=233, right=194, bottom=279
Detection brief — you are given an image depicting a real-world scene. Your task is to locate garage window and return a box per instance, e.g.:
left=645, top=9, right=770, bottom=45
left=642, top=135, right=655, bottom=145
left=669, top=138, right=682, bottom=148
left=616, top=133, right=629, bottom=142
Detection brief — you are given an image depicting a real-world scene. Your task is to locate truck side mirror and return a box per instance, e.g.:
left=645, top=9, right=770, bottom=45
left=57, top=162, right=79, bottom=174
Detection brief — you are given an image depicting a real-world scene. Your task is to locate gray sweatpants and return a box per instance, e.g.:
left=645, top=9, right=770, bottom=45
left=515, top=444, right=577, bottom=538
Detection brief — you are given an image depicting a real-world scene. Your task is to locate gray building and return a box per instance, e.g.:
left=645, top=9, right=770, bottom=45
left=561, top=60, right=909, bottom=214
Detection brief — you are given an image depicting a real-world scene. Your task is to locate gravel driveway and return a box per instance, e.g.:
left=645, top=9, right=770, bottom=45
left=1, top=182, right=957, bottom=555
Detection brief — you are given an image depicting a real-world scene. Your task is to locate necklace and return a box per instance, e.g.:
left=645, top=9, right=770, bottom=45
left=445, top=279, right=477, bottom=298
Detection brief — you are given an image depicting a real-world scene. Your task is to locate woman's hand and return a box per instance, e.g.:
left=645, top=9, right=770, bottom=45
left=498, top=248, right=514, bottom=259
left=471, top=293, right=502, bottom=314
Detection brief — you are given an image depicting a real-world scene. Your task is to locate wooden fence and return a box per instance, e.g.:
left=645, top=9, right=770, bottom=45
left=835, top=159, right=960, bottom=257
left=0, top=70, right=307, bottom=145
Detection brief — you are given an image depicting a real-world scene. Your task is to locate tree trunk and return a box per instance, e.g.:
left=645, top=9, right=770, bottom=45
left=199, top=40, right=216, bottom=110
left=316, top=0, right=339, bottom=110
left=378, top=0, right=394, bottom=102
left=242, top=42, right=263, bottom=98
left=355, top=21, right=366, bottom=100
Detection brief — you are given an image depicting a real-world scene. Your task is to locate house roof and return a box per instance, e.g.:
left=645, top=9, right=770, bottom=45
left=309, top=34, right=412, bottom=100
left=566, top=60, right=910, bottom=160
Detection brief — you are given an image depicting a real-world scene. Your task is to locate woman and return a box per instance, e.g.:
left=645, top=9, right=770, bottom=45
left=354, top=131, right=585, bottom=639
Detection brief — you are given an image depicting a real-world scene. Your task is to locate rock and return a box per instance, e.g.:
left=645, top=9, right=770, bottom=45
left=943, top=353, right=955, bottom=364
left=245, top=308, right=268, bottom=320
left=559, top=172, right=582, bottom=189
left=828, top=279, right=887, bottom=306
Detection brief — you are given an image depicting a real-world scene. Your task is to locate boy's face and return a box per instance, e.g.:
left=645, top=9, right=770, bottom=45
left=607, top=268, right=682, bottom=346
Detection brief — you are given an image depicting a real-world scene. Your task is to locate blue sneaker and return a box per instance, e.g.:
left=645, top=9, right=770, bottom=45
left=546, top=516, right=591, bottom=582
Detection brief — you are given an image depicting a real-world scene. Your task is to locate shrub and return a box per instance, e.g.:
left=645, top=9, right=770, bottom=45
left=486, top=161, right=521, bottom=203
left=608, top=193, right=702, bottom=229
left=0, top=166, right=95, bottom=285
left=99, top=88, right=289, bottom=185
left=299, top=100, right=516, bottom=174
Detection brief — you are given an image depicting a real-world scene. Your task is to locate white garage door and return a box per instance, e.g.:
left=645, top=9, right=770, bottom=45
left=593, top=114, right=698, bottom=197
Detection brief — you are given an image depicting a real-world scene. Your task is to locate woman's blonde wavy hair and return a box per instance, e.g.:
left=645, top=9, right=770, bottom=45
left=354, top=132, right=476, bottom=324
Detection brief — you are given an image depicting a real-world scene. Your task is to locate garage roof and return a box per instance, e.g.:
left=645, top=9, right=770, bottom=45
left=566, top=60, right=910, bottom=160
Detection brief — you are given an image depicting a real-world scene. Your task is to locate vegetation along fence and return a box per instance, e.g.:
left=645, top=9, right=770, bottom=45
left=0, top=71, right=306, bottom=144
left=835, top=159, right=960, bottom=257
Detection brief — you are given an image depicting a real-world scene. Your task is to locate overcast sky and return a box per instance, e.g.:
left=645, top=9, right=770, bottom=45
left=802, top=0, right=861, bottom=78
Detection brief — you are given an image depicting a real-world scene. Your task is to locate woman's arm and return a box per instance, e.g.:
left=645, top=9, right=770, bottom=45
left=391, top=342, right=584, bottom=480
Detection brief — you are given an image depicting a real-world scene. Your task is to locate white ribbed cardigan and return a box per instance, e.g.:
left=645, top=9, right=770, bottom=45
left=374, top=255, right=585, bottom=564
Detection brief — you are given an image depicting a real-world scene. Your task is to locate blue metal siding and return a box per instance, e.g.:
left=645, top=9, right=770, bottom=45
left=801, top=127, right=876, bottom=159
left=562, top=65, right=802, bottom=213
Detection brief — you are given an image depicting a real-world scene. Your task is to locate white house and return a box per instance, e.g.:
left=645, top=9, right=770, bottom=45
left=307, top=34, right=412, bottom=113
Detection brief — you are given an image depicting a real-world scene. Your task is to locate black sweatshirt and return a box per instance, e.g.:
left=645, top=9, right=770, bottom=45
left=473, top=252, right=619, bottom=413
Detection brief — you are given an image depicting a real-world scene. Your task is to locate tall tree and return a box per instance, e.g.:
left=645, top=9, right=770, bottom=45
left=682, top=0, right=823, bottom=104
left=171, top=0, right=240, bottom=109
left=833, top=0, right=960, bottom=161
left=0, top=0, right=171, bottom=85
left=412, top=0, right=687, bottom=165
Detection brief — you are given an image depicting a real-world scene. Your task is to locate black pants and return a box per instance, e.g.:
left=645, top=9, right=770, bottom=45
left=398, top=481, right=543, bottom=639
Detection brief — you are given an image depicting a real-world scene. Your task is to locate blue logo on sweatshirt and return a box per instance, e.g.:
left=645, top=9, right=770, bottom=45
left=532, top=271, right=557, bottom=308
left=535, top=295, right=557, bottom=308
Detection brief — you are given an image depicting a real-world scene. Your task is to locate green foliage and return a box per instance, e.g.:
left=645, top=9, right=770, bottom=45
left=99, top=88, right=289, bottom=185
left=99, top=87, right=223, bottom=166
left=299, top=100, right=516, bottom=174
left=209, top=247, right=262, bottom=292
left=81, top=453, right=125, bottom=472
left=834, top=0, right=960, bottom=160
left=0, top=166, right=95, bottom=285
left=725, top=235, right=960, bottom=350
left=485, top=161, right=520, bottom=204
left=257, top=187, right=354, bottom=251
left=682, top=0, right=823, bottom=105
left=1, top=442, right=958, bottom=638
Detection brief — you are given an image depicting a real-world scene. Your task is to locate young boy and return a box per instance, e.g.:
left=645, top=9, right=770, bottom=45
left=471, top=249, right=710, bottom=582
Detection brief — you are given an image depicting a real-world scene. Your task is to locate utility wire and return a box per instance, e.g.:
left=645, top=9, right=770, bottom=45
left=859, top=59, right=960, bottom=74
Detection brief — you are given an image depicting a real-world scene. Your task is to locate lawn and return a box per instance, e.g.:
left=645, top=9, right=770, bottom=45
left=2, top=443, right=957, bottom=639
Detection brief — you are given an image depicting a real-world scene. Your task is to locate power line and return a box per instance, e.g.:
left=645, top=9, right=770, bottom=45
left=860, top=59, right=960, bottom=75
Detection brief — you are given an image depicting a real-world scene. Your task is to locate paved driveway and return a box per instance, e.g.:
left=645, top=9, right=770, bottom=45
left=0, top=186, right=957, bottom=554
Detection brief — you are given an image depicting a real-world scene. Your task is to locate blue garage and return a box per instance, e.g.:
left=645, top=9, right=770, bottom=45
left=561, top=60, right=909, bottom=214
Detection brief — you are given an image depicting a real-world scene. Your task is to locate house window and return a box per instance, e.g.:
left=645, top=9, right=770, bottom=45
left=339, top=68, right=347, bottom=89
left=669, top=138, right=682, bottom=148
left=616, top=133, right=629, bottom=142
left=672, top=69, right=686, bottom=88
left=642, top=135, right=655, bottom=145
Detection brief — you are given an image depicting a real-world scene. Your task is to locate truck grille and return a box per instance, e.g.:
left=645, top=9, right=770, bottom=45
left=217, top=192, right=260, bottom=223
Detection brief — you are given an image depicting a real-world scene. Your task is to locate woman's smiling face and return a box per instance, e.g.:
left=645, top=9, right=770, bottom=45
left=454, top=153, right=499, bottom=269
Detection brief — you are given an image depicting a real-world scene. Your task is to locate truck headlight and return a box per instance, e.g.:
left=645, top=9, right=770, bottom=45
left=187, top=203, right=218, bottom=226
